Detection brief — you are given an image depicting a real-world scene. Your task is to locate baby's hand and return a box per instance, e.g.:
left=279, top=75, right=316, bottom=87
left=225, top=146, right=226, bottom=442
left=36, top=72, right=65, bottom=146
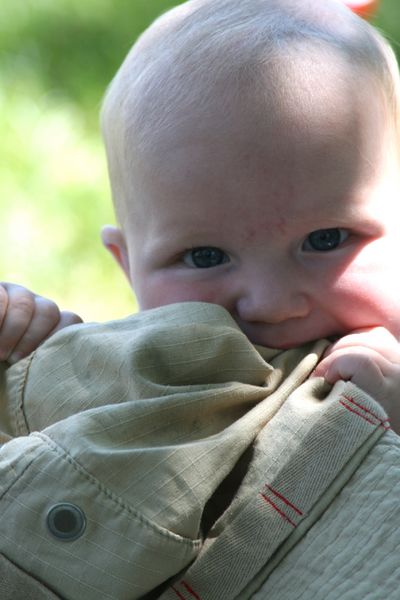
left=312, top=327, right=400, bottom=433
left=0, top=282, right=83, bottom=364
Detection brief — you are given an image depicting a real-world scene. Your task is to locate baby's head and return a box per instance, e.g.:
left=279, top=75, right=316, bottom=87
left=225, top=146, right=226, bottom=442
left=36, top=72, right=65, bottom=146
left=101, top=0, right=400, bottom=348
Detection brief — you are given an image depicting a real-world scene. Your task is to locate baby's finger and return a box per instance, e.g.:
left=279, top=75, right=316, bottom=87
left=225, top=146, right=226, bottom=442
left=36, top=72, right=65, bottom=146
left=7, top=308, right=83, bottom=365
left=6, top=296, right=61, bottom=363
left=0, top=284, right=9, bottom=328
left=0, top=286, right=36, bottom=361
left=324, top=327, right=400, bottom=363
left=49, top=310, right=83, bottom=335
left=312, top=346, right=395, bottom=400
left=315, top=348, right=383, bottom=382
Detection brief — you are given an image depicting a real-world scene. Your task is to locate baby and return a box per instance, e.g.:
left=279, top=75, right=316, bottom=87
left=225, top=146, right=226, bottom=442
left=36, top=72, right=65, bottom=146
left=1, top=1, right=400, bottom=598
left=1, top=0, right=400, bottom=421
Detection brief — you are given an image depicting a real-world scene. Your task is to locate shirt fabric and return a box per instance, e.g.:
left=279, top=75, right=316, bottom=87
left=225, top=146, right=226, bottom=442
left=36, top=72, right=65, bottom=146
left=0, top=302, right=398, bottom=599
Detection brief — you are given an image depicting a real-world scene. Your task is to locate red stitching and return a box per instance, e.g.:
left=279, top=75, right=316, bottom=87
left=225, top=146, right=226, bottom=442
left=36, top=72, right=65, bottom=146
left=181, top=581, right=202, bottom=600
left=264, top=484, right=303, bottom=516
left=342, top=395, right=390, bottom=428
left=172, top=586, right=186, bottom=600
left=260, top=493, right=296, bottom=527
left=339, top=400, right=378, bottom=426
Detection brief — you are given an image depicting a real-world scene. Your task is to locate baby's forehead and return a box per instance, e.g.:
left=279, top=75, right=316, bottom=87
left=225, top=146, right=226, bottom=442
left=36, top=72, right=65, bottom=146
left=134, top=65, right=386, bottom=195
left=119, top=5, right=387, bottom=159
left=102, top=0, right=398, bottom=226
left=134, top=47, right=380, bottom=163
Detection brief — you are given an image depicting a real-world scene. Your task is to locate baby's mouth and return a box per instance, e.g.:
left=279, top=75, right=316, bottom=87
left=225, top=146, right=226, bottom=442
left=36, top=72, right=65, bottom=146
left=249, top=333, right=343, bottom=351
left=235, top=315, right=345, bottom=350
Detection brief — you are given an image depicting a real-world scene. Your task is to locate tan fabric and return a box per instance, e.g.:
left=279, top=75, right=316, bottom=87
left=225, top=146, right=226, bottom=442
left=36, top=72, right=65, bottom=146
left=0, top=302, right=396, bottom=599
left=250, top=429, right=400, bottom=600
left=160, top=389, right=398, bottom=600
left=0, top=553, right=61, bottom=600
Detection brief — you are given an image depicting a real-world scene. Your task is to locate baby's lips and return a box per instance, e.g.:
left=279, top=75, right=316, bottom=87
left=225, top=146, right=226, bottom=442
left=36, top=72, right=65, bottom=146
left=343, top=0, right=379, bottom=19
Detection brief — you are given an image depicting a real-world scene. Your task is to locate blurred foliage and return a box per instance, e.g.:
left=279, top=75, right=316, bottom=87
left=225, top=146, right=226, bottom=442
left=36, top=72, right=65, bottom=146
left=0, top=0, right=399, bottom=321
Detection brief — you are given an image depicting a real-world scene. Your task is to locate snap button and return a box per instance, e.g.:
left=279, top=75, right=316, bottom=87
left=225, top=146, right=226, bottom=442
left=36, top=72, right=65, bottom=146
left=46, top=503, right=86, bottom=541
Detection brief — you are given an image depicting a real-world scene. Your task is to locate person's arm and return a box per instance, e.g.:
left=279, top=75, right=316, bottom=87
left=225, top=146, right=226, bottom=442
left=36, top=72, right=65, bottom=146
left=312, top=326, right=400, bottom=434
left=0, top=282, right=83, bottom=364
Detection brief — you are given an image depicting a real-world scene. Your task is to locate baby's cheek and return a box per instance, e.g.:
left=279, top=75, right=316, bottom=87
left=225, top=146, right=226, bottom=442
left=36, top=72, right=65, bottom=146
left=135, top=275, right=226, bottom=311
left=326, top=260, right=400, bottom=335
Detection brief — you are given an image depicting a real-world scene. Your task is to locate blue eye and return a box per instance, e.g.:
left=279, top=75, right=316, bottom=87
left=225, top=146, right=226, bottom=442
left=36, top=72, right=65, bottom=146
left=303, top=228, right=348, bottom=252
left=184, top=247, right=229, bottom=268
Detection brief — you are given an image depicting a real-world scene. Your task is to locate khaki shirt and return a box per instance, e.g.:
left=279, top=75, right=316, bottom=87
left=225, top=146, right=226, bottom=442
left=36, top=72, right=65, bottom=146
left=0, top=303, right=398, bottom=599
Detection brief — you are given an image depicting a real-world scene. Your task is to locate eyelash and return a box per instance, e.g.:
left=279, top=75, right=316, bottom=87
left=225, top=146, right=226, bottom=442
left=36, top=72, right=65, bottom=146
left=181, top=228, right=351, bottom=270
left=183, top=247, right=230, bottom=269
left=302, top=228, right=350, bottom=252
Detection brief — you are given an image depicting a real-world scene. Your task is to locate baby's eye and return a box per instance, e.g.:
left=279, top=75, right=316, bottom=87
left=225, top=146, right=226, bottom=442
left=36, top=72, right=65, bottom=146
left=302, top=228, right=349, bottom=252
left=183, top=247, right=230, bottom=268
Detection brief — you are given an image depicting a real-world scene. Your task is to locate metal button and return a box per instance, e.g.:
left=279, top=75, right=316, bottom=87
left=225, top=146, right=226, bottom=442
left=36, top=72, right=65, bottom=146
left=46, top=502, right=86, bottom=541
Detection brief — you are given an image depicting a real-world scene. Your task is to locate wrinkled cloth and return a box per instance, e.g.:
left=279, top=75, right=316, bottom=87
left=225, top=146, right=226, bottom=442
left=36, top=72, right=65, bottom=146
left=0, top=302, right=398, bottom=600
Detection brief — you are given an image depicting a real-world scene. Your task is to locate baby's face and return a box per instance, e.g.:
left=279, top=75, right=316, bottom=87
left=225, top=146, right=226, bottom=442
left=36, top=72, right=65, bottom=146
left=121, top=60, right=400, bottom=349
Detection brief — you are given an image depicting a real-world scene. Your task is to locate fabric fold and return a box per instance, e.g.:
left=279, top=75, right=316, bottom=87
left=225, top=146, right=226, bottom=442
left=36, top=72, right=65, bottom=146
left=0, top=302, right=394, bottom=600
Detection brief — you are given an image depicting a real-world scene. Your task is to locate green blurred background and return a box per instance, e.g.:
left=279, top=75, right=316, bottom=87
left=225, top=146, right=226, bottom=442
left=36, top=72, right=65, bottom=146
left=0, top=0, right=399, bottom=322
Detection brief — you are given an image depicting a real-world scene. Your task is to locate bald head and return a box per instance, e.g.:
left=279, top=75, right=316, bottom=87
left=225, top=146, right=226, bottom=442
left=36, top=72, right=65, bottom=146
left=101, top=0, right=400, bottom=228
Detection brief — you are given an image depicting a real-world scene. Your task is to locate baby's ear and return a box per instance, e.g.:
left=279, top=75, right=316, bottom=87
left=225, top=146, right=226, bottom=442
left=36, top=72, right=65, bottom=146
left=101, top=225, right=131, bottom=282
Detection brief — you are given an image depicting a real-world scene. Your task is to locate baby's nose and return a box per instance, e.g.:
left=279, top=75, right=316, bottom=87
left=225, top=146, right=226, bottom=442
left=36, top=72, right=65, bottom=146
left=235, top=271, right=310, bottom=324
